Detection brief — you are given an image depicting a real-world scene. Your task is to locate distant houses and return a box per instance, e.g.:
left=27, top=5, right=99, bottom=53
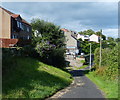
left=77, top=33, right=100, bottom=43
left=77, top=34, right=89, bottom=41
left=0, top=7, right=32, bottom=48
left=61, top=28, right=101, bottom=56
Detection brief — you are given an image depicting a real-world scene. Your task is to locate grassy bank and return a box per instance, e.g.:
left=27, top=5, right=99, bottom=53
left=2, top=57, right=73, bottom=99
left=86, top=71, right=118, bottom=99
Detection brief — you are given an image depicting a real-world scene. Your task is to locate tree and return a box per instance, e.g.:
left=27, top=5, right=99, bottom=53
left=78, top=29, right=95, bottom=35
left=78, top=39, right=100, bottom=54
left=107, top=37, right=114, bottom=41
left=102, top=37, right=117, bottom=49
left=31, top=18, right=66, bottom=67
left=95, top=31, right=106, bottom=40
left=115, top=38, right=120, bottom=42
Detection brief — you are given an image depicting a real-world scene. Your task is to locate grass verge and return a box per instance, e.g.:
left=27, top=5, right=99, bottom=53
left=2, top=57, right=73, bottom=99
left=77, top=65, right=88, bottom=70
left=85, top=71, right=118, bottom=99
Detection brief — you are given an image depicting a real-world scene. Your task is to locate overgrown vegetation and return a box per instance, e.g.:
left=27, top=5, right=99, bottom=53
left=86, top=38, right=119, bottom=98
left=78, top=39, right=100, bottom=54
left=2, top=56, right=72, bottom=99
left=94, top=43, right=118, bottom=80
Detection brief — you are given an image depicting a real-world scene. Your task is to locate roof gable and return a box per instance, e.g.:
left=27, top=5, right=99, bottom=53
left=90, top=34, right=100, bottom=38
left=0, top=6, right=31, bottom=26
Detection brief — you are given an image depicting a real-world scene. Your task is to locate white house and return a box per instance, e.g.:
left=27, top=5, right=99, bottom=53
left=89, top=34, right=100, bottom=43
left=77, top=33, right=100, bottom=43
left=77, top=34, right=89, bottom=41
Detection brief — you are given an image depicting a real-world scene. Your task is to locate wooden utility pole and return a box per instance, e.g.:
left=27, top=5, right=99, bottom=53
left=89, top=43, right=91, bottom=70
left=99, top=29, right=102, bottom=68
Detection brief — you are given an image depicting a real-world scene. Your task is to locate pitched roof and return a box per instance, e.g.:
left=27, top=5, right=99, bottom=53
left=0, top=6, right=31, bottom=26
left=11, top=14, right=20, bottom=18
left=90, top=34, right=100, bottom=37
left=22, top=19, right=31, bottom=25
left=61, top=28, right=69, bottom=32
left=0, top=6, right=14, bottom=15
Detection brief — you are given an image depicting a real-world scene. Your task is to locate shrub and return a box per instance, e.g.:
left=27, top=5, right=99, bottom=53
left=31, top=18, right=66, bottom=68
left=93, top=44, right=118, bottom=81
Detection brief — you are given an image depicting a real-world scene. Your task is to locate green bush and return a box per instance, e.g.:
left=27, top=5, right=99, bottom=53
left=94, top=44, right=118, bottom=81
left=31, top=18, right=66, bottom=68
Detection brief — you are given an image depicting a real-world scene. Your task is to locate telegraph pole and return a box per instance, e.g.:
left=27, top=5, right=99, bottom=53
left=99, top=29, right=102, bottom=68
left=89, top=43, right=91, bottom=70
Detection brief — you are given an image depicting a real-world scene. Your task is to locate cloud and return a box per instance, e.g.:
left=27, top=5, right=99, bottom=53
left=2, top=2, right=118, bottom=38
left=103, top=28, right=118, bottom=38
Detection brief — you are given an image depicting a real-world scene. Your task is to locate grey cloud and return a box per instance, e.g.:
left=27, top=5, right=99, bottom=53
left=2, top=2, right=118, bottom=37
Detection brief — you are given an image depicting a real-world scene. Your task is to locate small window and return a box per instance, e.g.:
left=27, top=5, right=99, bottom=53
left=21, top=23, right=24, bottom=30
left=17, top=21, right=20, bottom=28
left=27, top=27, right=29, bottom=32
left=27, top=35, right=30, bottom=39
left=12, top=34, right=16, bottom=39
left=12, top=35, right=14, bottom=39
left=20, top=22, right=23, bottom=29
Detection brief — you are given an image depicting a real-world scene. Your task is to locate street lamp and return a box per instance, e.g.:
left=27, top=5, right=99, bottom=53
left=89, top=43, right=92, bottom=70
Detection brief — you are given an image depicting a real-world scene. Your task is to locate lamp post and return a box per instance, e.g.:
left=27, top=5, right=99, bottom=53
left=89, top=43, right=92, bottom=70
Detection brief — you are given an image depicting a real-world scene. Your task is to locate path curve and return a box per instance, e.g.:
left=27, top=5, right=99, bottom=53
left=60, top=69, right=105, bottom=98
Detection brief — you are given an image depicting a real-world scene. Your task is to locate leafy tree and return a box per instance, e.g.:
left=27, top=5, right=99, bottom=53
left=107, top=37, right=114, bottom=41
left=115, top=38, right=120, bottom=42
left=31, top=18, right=66, bottom=67
left=78, top=39, right=100, bottom=54
left=102, top=37, right=117, bottom=49
left=78, top=29, right=95, bottom=35
left=95, top=31, right=106, bottom=40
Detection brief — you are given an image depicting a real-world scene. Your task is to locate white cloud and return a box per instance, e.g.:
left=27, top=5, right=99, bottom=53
left=103, top=29, right=118, bottom=38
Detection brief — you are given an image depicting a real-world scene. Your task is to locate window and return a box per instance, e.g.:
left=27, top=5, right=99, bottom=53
left=12, top=35, right=15, bottom=39
left=27, top=27, right=29, bottom=32
left=23, top=25, right=27, bottom=31
left=27, top=35, right=30, bottom=39
left=12, top=34, right=18, bottom=39
left=21, top=23, right=24, bottom=30
left=12, top=35, right=14, bottom=39
left=20, top=22, right=22, bottom=29
left=17, top=21, right=20, bottom=28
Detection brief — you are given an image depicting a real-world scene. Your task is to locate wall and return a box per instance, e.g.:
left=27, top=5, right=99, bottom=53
left=0, top=8, right=11, bottom=39
left=0, top=38, right=18, bottom=48
left=89, top=34, right=99, bottom=43
left=64, top=31, right=77, bottom=48
left=64, top=31, right=79, bottom=54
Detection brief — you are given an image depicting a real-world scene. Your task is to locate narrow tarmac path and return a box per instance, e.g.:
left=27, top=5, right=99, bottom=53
left=60, top=69, right=105, bottom=99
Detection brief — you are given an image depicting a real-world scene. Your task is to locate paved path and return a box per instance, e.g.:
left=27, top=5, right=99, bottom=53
left=49, top=57, right=106, bottom=99
left=60, top=69, right=105, bottom=98
left=66, top=55, right=84, bottom=68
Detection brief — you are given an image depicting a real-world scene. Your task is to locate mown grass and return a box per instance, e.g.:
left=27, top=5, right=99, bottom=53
left=2, top=57, right=73, bottom=99
left=85, top=71, right=118, bottom=99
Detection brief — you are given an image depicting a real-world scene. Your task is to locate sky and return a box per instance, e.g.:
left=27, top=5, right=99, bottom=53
left=1, top=2, right=118, bottom=38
